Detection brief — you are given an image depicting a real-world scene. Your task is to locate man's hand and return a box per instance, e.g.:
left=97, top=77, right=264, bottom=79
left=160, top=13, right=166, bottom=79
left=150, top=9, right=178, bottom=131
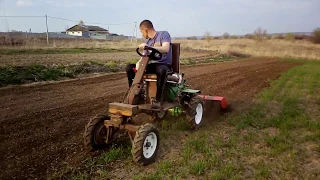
left=138, top=43, right=147, bottom=49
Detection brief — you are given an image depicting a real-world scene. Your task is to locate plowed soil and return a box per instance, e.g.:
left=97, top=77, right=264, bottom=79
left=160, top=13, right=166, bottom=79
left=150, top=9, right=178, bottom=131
left=0, top=58, right=300, bottom=179
left=0, top=51, right=214, bottom=66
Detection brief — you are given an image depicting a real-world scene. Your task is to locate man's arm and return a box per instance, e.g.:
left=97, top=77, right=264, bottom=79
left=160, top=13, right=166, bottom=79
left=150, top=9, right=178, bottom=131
left=153, top=31, right=171, bottom=53
left=153, top=42, right=170, bottom=53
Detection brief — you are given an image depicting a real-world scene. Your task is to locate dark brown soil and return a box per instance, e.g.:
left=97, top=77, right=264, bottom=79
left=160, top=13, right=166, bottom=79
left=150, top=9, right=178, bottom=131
left=0, top=58, right=299, bottom=179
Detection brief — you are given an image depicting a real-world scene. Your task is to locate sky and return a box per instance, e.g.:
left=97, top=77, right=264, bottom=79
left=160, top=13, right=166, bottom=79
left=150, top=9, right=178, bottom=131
left=0, top=0, right=319, bottom=38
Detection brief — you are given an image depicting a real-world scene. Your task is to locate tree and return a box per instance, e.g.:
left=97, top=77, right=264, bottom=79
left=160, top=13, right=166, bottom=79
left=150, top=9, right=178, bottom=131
left=311, top=27, right=320, bottom=44
left=78, top=20, right=84, bottom=26
left=204, top=31, right=212, bottom=42
left=253, top=27, right=267, bottom=41
left=222, top=32, right=230, bottom=39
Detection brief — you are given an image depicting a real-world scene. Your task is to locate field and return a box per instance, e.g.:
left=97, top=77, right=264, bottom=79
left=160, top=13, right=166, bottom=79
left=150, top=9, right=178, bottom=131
left=0, top=39, right=319, bottom=179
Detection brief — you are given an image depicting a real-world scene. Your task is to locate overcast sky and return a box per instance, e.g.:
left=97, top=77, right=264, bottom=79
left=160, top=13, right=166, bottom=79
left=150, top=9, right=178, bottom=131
left=1, top=0, right=319, bottom=37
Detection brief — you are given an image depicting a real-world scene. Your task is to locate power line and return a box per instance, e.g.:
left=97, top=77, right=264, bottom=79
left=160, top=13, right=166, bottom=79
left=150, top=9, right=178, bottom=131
left=47, top=16, right=135, bottom=26
left=0, top=15, right=136, bottom=26
left=0, top=15, right=44, bottom=17
left=0, top=0, right=10, bottom=32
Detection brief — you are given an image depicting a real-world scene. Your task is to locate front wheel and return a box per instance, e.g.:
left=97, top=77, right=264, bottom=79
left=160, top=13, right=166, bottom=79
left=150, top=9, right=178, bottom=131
left=187, top=96, right=205, bottom=129
left=131, top=123, right=160, bottom=165
left=83, top=114, right=116, bottom=150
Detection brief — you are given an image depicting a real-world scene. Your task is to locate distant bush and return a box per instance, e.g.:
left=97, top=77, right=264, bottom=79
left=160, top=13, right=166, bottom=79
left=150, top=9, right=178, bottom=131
left=231, top=35, right=238, bottom=39
left=285, top=33, right=295, bottom=41
left=294, top=35, right=311, bottom=40
left=187, top=36, right=198, bottom=40
left=311, top=28, right=320, bottom=44
left=273, top=34, right=284, bottom=39
left=222, top=32, right=230, bottom=39
left=244, top=34, right=254, bottom=39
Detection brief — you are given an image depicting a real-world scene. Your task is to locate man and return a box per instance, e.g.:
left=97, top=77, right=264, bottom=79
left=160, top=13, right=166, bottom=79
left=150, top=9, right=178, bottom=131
left=125, top=20, right=172, bottom=109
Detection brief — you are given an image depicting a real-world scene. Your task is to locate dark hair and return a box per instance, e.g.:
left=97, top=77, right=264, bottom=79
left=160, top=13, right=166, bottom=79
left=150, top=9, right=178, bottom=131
left=139, top=20, right=153, bottom=29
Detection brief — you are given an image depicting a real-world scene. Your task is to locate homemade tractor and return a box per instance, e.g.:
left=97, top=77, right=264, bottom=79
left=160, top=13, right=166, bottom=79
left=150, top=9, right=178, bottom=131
left=83, top=43, right=228, bottom=165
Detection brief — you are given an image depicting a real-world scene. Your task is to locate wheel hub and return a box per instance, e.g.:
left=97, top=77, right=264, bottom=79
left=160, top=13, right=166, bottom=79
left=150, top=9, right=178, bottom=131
left=195, top=103, right=203, bottom=124
left=94, top=123, right=107, bottom=145
left=143, top=132, right=157, bottom=159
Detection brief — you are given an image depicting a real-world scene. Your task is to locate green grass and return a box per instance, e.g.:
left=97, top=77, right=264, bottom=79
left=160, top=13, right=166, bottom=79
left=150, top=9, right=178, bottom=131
left=210, top=162, right=240, bottom=180
left=0, top=64, right=74, bottom=87
left=0, top=60, right=130, bottom=87
left=96, top=147, right=125, bottom=164
left=50, top=144, right=131, bottom=180
left=189, top=160, right=207, bottom=176
left=223, top=59, right=320, bottom=178
left=0, top=48, right=128, bottom=55
left=181, top=53, right=236, bottom=65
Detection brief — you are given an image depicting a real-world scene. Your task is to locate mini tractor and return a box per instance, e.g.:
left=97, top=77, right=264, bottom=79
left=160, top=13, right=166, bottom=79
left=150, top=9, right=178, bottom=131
left=83, top=43, right=228, bottom=165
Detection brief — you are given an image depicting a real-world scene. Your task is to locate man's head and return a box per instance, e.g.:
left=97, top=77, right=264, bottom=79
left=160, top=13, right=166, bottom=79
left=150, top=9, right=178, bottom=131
left=139, top=20, right=155, bottom=39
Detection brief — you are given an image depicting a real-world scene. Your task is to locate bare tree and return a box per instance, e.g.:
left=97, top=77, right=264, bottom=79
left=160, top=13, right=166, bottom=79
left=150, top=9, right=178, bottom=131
left=253, top=27, right=268, bottom=41
left=204, top=31, right=212, bottom=41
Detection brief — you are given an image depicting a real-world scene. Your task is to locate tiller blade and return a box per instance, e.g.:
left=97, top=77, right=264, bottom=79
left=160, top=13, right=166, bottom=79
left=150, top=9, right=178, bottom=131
left=198, top=95, right=228, bottom=109
left=197, top=95, right=228, bottom=121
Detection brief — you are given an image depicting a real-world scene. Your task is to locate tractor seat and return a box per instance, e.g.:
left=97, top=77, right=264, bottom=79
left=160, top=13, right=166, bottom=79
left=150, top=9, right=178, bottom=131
left=143, top=73, right=180, bottom=83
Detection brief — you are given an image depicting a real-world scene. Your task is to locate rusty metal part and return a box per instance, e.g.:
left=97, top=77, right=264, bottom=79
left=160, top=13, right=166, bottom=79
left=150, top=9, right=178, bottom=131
left=108, top=102, right=139, bottom=116
left=125, top=56, right=150, bottom=104
left=198, top=95, right=228, bottom=109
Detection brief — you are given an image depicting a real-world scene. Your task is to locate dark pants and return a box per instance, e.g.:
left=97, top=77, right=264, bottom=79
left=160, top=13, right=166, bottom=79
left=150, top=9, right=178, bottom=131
left=125, top=63, right=170, bottom=101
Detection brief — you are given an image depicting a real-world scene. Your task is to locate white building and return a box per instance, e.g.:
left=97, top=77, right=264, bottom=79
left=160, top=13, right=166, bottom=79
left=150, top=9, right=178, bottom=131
left=66, top=24, right=110, bottom=38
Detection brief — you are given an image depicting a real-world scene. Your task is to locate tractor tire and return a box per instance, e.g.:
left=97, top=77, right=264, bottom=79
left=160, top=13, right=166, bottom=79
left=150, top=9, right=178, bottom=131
left=83, top=114, right=114, bottom=150
left=131, top=123, right=160, bottom=166
left=187, top=96, right=205, bottom=130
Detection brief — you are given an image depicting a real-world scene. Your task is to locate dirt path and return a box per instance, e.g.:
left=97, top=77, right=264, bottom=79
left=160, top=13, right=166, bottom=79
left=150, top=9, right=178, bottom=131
left=0, top=58, right=299, bottom=179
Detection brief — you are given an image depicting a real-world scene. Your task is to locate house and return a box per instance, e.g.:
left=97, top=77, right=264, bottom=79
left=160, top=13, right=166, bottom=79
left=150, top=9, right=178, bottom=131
left=65, top=23, right=132, bottom=40
left=66, top=24, right=110, bottom=38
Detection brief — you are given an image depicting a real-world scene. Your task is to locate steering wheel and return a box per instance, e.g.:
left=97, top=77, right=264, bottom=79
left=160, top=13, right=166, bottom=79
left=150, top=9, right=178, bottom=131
left=136, top=46, right=162, bottom=60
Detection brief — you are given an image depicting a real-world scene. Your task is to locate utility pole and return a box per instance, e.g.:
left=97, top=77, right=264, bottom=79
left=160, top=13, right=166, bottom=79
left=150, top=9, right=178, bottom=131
left=135, top=22, right=138, bottom=42
left=45, top=14, right=49, bottom=45
left=131, top=22, right=137, bottom=42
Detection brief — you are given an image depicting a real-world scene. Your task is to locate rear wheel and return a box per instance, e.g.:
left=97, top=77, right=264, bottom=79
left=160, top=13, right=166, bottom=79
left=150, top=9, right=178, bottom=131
left=187, top=96, right=204, bottom=129
left=83, top=114, right=116, bottom=150
left=131, top=123, right=160, bottom=165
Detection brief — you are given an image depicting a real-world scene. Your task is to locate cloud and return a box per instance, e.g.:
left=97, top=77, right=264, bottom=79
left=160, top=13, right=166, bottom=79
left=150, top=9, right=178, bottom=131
left=16, top=0, right=32, bottom=7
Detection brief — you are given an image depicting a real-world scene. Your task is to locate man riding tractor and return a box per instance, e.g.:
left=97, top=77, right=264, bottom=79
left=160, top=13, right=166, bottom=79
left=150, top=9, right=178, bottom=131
left=126, top=20, right=172, bottom=109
